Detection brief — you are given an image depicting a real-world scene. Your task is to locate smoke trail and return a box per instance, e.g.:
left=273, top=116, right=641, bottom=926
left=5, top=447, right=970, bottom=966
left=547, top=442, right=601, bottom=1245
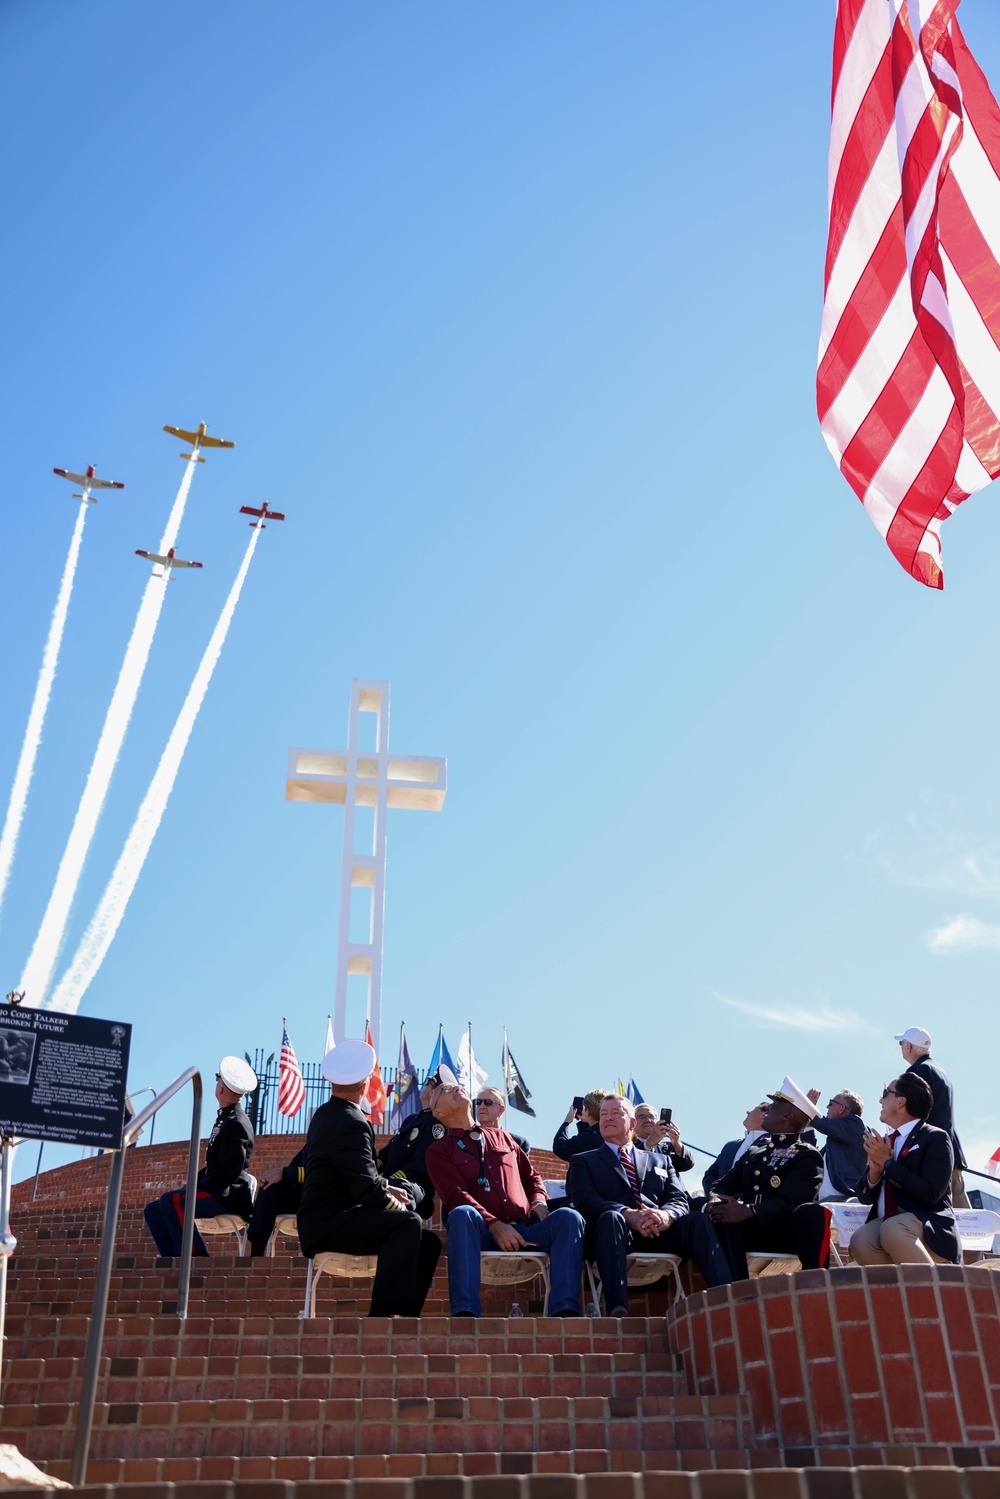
left=18, top=458, right=200, bottom=1004
left=49, top=526, right=262, bottom=1013
left=0, top=504, right=88, bottom=924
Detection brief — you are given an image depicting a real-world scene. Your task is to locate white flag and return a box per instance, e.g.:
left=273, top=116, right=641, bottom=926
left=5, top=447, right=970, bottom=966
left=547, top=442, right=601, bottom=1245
left=457, top=1027, right=487, bottom=1096
left=325, top=1014, right=335, bottom=1057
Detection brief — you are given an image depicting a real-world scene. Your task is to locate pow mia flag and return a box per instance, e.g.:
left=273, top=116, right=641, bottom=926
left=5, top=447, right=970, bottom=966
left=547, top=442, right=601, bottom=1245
left=502, top=1029, right=536, bottom=1118
left=0, top=1005, right=132, bottom=1149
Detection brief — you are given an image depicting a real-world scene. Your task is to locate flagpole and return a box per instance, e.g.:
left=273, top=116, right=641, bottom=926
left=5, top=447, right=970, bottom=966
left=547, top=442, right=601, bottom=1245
left=468, top=1019, right=473, bottom=1093
left=502, top=1027, right=509, bottom=1102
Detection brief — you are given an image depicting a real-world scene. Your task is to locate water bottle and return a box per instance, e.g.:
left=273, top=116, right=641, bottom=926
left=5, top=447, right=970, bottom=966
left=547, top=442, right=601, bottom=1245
left=509, top=1301, right=523, bottom=1318
left=586, top=1302, right=599, bottom=1318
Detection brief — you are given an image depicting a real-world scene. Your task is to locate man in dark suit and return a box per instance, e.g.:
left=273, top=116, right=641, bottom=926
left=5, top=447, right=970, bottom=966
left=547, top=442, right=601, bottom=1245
left=896, top=1026, right=969, bottom=1207
left=567, top=1094, right=732, bottom=1314
left=297, top=1039, right=441, bottom=1316
left=701, top=1102, right=769, bottom=1197
left=705, top=1077, right=828, bottom=1279
left=552, top=1090, right=609, bottom=1162
left=632, top=1103, right=695, bottom=1178
left=850, top=1071, right=959, bottom=1265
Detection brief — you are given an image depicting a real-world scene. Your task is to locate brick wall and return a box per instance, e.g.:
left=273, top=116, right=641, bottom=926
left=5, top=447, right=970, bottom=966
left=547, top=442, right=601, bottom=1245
left=668, top=1265, right=1000, bottom=1453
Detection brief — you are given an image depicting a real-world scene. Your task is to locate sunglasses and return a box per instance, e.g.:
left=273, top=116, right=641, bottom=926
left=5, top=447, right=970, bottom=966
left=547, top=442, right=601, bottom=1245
left=881, top=1086, right=901, bottom=1099
left=475, top=1098, right=500, bottom=1106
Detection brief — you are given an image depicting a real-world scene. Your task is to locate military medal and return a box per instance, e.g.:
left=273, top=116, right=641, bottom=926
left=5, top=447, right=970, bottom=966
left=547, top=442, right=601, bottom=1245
left=431, top=1122, right=446, bottom=1139
left=770, top=1175, right=781, bottom=1188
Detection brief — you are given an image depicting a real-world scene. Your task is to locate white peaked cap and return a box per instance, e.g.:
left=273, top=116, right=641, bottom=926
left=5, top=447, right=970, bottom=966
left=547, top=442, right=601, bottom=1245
left=218, top=1056, right=258, bottom=1095
left=322, top=1038, right=376, bottom=1085
left=438, top=1062, right=458, bottom=1087
left=767, top=1075, right=818, bottom=1120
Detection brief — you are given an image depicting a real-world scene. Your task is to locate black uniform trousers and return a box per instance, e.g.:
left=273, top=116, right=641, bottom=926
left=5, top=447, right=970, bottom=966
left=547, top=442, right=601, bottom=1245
left=712, top=1203, right=831, bottom=1280
left=304, top=1205, right=441, bottom=1317
left=590, top=1209, right=731, bottom=1312
left=247, top=1178, right=303, bottom=1258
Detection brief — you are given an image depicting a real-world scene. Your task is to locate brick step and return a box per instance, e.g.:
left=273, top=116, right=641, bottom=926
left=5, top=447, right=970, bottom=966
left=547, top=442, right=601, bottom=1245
left=2, top=1390, right=752, bottom=1466
left=25, top=1451, right=1000, bottom=1487
left=2, top=1313, right=668, bottom=1364
left=2, top=1348, right=683, bottom=1405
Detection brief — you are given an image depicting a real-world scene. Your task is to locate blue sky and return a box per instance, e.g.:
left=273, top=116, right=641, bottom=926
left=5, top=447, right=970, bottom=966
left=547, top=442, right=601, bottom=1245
left=4, top=0, right=1000, bottom=1183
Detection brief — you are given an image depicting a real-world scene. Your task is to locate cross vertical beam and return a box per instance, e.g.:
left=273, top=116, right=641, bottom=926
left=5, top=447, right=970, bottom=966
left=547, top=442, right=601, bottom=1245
left=286, top=679, right=446, bottom=1056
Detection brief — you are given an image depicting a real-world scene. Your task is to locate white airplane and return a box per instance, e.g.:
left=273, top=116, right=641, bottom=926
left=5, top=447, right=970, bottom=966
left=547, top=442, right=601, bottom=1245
left=135, top=546, right=203, bottom=582
left=53, top=464, right=124, bottom=503
left=163, top=422, right=235, bottom=463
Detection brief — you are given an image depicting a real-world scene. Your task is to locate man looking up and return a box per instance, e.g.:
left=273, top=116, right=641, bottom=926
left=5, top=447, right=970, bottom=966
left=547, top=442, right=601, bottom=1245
left=805, top=1087, right=867, bottom=1202
left=850, top=1072, right=959, bottom=1266
left=568, top=1095, right=732, bottom=1313
left=427, top=1079, right=585, bottom=1317
left=701, top=1102, right=769, bottom=1198
left=297, top=1039, right=441, bottom=1317
left=376, top=1070, right=447, bottom=1220
left=552, top=1090, right=609, bottom=1162
left=895, top=1026, right=969, bottom=1207
left=705, top=1077, right=827, bottom=1279
left=632, top=1104, right=695, bottom=1176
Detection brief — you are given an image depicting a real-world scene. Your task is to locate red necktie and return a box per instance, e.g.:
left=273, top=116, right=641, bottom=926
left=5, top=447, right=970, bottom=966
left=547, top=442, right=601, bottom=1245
left=882, top=1131, right=900, bottom=1219
left=619, top=1146, right=642, bottom=1207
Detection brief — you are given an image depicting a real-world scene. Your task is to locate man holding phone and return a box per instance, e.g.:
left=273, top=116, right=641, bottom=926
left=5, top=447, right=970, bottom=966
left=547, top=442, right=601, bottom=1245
left=632, top=1104, right=695, bottom=1176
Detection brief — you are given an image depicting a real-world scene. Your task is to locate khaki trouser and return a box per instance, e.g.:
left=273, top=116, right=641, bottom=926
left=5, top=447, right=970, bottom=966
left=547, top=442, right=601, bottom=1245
left=952, top=1169, right=971, bottom=1209
left=850, top=1211, right=950, bottom=1266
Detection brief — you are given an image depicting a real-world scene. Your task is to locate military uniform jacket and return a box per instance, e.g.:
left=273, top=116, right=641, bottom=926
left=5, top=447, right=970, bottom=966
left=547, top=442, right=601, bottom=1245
left=714, top=1133, right=823, bottom=1227
left=197, top=1103, right=254, bottom=1216
left=377, top=1109, right=437, bottom=1198
left=297, top=1095, right=398, bottom=1258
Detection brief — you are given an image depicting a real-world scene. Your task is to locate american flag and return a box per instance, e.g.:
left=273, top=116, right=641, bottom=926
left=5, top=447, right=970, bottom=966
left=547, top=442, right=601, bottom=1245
left=819, top=0, right=1000, bottom=589
left=278, top=1023, right=306, bottom=1117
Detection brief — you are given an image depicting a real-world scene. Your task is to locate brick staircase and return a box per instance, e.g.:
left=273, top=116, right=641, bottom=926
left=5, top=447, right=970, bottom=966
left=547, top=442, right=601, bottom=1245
left=1, top=1142, right=996, bottom=1498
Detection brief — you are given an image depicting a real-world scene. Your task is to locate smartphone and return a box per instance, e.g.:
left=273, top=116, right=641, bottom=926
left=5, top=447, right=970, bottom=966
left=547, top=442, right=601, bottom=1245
left=572, top=1096, right=585, bottom=1115
left=659, top=1107, right=672, bottom=1125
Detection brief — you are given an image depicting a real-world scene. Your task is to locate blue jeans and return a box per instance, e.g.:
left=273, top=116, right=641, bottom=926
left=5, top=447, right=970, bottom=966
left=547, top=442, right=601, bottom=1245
left=445, top=1204, right=585, bottom=1316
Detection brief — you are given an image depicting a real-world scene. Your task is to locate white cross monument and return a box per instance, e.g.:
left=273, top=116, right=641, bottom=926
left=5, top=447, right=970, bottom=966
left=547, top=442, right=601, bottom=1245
left=285, top=679, right=446, bottom=1056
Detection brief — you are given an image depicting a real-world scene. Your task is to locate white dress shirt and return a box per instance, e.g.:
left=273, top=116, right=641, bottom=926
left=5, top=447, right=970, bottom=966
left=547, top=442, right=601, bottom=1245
left=876, top=1116, right=919, bottom=1219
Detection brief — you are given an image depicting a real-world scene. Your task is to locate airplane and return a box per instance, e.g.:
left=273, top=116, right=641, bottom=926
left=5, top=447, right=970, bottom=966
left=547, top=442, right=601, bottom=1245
left=162, top=422, right=235, bottom=463
left=53, top=464, right=125, bottom=503
left=239, top=501, right=286, bottom=529
left=135, top=546, right=203, bottom=581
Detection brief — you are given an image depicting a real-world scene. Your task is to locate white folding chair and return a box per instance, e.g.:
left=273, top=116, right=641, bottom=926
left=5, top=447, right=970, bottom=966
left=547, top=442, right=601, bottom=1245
left=955, top=1209, right=1000, bottom=1260
left=266, top=1212, right=300, bottom=1257
left=303, top=1251, right=378, bottom=1319
left=196, top=1174, right=258, bottom=1256
left=747, top=1253, right=801, bottom=1277
left=480, top=1251, right=551, bottom=1313
left=585, top=1251, right=685, bottom=1313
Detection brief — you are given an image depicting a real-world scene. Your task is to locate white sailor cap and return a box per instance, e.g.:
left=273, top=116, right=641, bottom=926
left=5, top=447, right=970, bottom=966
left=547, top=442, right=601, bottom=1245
left=218, top=1056, right=258, bottom=1095
left=321, top=1038, right=376, bottom=1085
left=766, top=1075, right=818, bottom=1120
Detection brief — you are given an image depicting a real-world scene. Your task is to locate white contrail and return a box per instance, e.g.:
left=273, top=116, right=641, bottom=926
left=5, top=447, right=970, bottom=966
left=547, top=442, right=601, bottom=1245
left=18, top=458, right=200, bottom=1004
left=0, top=504, right=88, bottom=925
left=49, top=526, right=263, bottom=1013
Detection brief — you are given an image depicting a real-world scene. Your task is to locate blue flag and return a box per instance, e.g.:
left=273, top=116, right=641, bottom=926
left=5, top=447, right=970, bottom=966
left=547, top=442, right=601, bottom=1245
left=626, top=1077, right=645, bottom=1105
left=428, top=1026, right=457, bottom=1081
left=389, top=1027, right=422, bottom=1132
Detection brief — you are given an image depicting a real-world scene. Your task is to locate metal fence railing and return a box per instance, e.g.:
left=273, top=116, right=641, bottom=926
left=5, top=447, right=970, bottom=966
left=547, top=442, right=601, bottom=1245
left=244, top=1049, right=424, bottom=1135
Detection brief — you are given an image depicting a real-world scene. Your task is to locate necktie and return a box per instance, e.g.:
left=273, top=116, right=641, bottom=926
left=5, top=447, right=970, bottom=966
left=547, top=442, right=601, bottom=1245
left=882, top=1131, right=900, bottom=1219
left=618, top=1146, right=642, bottom=1207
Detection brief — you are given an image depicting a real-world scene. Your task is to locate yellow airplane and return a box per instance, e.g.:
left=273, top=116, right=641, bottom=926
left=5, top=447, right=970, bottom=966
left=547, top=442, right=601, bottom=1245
left=162, top=422, right=235, bottom=463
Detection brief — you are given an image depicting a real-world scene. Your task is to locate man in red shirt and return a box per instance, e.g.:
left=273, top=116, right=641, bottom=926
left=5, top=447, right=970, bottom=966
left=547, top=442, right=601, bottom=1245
left=427, top=1080, right=584, bottom=1317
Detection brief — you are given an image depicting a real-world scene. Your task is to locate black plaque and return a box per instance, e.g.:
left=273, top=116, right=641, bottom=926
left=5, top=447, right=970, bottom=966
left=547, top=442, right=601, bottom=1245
left=0, top=1006, right=132, bottom=1148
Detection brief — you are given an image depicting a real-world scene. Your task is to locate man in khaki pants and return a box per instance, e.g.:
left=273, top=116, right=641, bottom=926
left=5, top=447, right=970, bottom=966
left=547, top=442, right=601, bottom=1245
left=850, top=1072, right=960, bottom=1267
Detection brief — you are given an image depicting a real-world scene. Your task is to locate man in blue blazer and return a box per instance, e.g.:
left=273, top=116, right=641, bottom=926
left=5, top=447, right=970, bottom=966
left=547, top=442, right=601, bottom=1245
left=850, top=1071, right=960, bottom=1265
left=567, top=1094, right=732, bottom=1314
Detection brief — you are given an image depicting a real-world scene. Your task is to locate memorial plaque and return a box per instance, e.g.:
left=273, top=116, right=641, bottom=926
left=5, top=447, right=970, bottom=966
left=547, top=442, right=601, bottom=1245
left=0, top=1006, right=132, bottom=1149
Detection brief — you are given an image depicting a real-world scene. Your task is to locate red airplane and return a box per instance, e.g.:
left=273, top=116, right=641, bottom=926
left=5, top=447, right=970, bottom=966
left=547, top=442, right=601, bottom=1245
left=53, top=465, right=124, bottom=503
left=135, top=546, right=203, bottom=582
left=239, top=502, right=286, bottom=529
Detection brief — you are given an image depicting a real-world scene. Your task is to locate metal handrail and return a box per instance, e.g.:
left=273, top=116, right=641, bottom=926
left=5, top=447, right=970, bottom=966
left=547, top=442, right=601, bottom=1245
left=71, top=1065, right=203, bottom=1487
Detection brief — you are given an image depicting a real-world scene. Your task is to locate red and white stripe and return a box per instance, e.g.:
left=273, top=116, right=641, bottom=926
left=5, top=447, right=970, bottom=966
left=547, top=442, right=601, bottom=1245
left=278, top=1026, right=306, bottom=1117
left=819, top=0, right=1000, bottom=588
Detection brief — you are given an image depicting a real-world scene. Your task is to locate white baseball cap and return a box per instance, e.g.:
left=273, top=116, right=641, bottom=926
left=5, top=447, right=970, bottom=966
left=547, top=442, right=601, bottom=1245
left=321, top=1038, right=376, bottom=1085
left=894, top=1026, right=932, bottom=1048
left=218, top=1056, right=258, bottom=1095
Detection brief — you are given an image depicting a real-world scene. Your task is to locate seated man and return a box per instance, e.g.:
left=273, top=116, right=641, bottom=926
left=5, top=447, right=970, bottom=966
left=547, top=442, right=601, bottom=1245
left=701, top=1101, right=769, bottom=1198
left=568, top=1094, right=732, bottom=1313
left=805, top=1086, right=868, bottom=1202
left=552, top=1090, right=609, bottom=1162
left=427, top=1079, right=585, bottom=1317
left=247, top=1146, right=306, bottom=1257
left=632, top=1103, right=694, bottom=1176
left=474, top=1086, right=530, bottom=1153
left=144, top=1056, right=257, bottom=1257
left=376, top=1071, right=445, bottom=1220
left=297, top=1039, right=441, bottom=1317
left=705, top=1077, right=828, bottom=1279
left=850, top=1072, right=959, bottom=1265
